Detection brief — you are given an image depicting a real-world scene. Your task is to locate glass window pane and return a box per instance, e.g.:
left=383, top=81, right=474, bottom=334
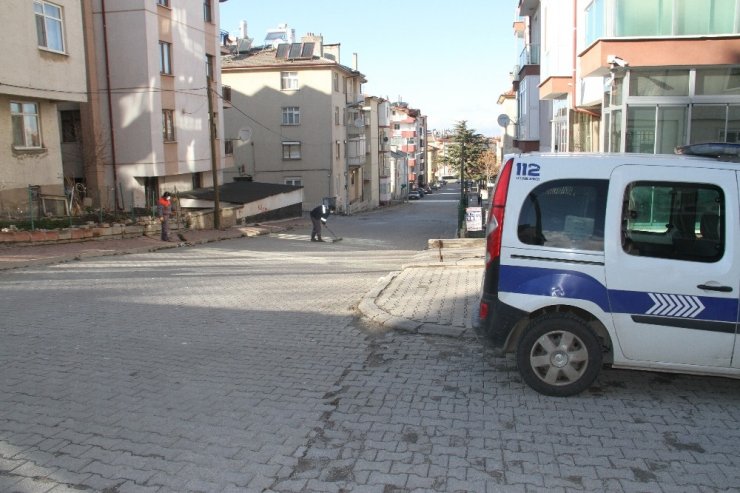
left=690, top=105, right=726, bottom=144
left=657, top=106, right=687, bottom=153
left=517, top=179, right=608, bottom=251
left=46, top=18, right=63, bottom=51
left=727, top=105, right=740, bottom=142
left=623, top=182, right=725, bottom=262
left=36, top=15, right=47, bottom=47
left=27, top=117, right=40, bottom=147
left=678, top=0, right=707, bottom=34
left=610, top=109, right=622, bottom=152
left=44, top=3, right=61, bottom=18
left=709, top=0, right=736, bottom=33
left=11, top=115, right=24, bottom=146
left=696, top=67, right=740, bottom=95
left=585, top=0, right=604, bottom=45
left=626, top=107, right=655, bottom=153
left=616, top=0, right=659, bottom=36
left=630, top=70, right=689, bottom=96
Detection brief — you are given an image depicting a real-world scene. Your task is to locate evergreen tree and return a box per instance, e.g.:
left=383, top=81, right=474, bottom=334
left=446, top=121, right=489, bottom=182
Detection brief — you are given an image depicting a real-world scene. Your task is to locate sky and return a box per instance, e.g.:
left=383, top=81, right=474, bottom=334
left=218, top=1, right=520, bottom=137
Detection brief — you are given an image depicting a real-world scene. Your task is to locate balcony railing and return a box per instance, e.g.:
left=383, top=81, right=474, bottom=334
left=518, top=43, right=540, bottom=67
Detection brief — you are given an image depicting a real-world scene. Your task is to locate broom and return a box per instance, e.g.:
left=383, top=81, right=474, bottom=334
left=324, top=224, right=342, bottom=242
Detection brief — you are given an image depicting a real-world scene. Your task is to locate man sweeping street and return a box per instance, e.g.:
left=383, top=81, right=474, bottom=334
left=310, top=203, right=334, bottom=242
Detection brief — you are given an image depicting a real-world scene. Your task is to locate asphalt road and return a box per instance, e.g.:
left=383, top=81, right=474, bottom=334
left=1, top=189, right=739, bottom=492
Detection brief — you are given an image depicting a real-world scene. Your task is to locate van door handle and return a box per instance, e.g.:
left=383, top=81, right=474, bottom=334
left=697, top=284, right=733, bottom=293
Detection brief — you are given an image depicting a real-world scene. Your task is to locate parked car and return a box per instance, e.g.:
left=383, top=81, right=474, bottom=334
left=478, top=143, right=740, bottom=397
left=408, top=190, right=421, bottom=200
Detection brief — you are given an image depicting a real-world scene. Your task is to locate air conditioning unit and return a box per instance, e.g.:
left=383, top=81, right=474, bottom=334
left=511, top=65, right=520, bottom=81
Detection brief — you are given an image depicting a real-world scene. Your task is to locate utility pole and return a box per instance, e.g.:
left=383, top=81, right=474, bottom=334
left=458, top=137, right=466, bottom=236
left=207, top=75, right=221, bottom=229
left=460, top=138, right=466, bottom=204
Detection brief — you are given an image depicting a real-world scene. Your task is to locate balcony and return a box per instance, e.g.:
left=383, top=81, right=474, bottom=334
left=518, top=43, right=540, bottom=67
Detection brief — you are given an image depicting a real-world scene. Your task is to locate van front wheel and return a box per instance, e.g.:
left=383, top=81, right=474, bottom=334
left=516, top=314, right=602, bottom=397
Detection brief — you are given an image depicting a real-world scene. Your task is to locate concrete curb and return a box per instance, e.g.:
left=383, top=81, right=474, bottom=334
left=0, top=224, right=283, bottom=271
left=357, top=263, right=478, bottom=339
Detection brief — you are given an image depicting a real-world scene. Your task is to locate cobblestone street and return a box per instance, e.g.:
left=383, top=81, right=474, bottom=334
left=2, top=204, right=739, bottom=492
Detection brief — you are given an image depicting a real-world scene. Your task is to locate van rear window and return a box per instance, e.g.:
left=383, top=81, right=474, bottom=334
left=517, top=179, right=608, bottom=251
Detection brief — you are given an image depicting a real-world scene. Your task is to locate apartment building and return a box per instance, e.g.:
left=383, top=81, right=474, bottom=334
left=1, top=0, right=87, bottom=217
left=515, top=0, right=740, bottom=154
left=221, top=33, right=368, bottom=213
left=362, top=95, right=391, bottom=209
left=79, top=0, right=227, bottom=211
left=389, top=103, right=428, bottom=188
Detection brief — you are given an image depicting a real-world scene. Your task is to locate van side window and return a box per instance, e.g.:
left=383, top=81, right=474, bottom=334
left=517, top=179, right=608, bottom=251
left=622, top=182, right=724, bottom=262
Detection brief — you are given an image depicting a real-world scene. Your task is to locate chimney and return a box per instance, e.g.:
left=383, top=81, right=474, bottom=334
left=352, top=53, right=358, bottom=71
left=239, top=20, right=247, bottom=39
left=301, top=32, right=324, bottom=57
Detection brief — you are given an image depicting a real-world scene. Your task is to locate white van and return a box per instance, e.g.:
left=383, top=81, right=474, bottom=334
left=478, top=144, right=739, bottom=396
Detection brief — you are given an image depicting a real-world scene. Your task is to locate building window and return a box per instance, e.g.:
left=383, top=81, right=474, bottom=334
left=34, top=1, right=65, bottom=52
left=206, top=55, right=214, bottom=80
left=282, top=106, right=300, bottom=125
left=333, top=72, right=339, bottom=92
left=282, top=141, right=301, bottom=160
left=222, top=85, right=232, bottom=102
left=224, top=140, right=233, bottom=155
left=203, top=0, right=212, bottom=22
left=60, top=110, right=81, bottom=143
left=284, top=177, right=302, bottom=186
left=335, top=106, right=340, bottom=125
left=159, top=41, right=172, bottom=74
left=335, top=141, right=340, bottom=159
left=162, top=109, right=175, bottom=142
left=157, top=0, right=169, bottom=6
left=11, top=102, right=42, bottom=148
left=281, top=72, right=298, bottom=90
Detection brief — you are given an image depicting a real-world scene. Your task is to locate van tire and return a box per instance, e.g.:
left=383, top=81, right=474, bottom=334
left=516, top=314, right=602, bottom=397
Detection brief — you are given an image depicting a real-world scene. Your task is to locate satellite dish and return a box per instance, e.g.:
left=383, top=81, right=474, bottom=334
left=238, top=127, right=252, bottom=143
left=497, top=114, right=511, bottom=128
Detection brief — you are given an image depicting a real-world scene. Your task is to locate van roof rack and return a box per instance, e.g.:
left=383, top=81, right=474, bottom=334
left=675, top=143, right=740, bottom=161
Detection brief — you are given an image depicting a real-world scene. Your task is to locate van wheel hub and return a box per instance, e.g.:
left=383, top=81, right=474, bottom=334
left=551, top=351, right=569, bottom=368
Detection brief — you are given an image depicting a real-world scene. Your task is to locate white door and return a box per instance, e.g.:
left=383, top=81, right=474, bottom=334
left=605, top=165, right=739, bottom=367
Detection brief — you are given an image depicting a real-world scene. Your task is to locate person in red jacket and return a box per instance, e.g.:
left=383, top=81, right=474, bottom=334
left=157, top=191, right=174, bottom=241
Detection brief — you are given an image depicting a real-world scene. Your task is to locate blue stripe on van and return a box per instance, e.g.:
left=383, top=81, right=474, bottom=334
left=499, top=265, right=610, bottom=311
left=499, top=265, right=738, bottom=323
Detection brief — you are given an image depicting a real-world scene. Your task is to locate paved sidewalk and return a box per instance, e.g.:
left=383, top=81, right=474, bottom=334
left=357, top=243, right=484, bottom=337
left=0, top=217, right=310, bottom=271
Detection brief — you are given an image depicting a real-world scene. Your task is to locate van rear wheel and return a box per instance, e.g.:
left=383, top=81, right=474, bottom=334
left=516, top=314, right=602, bottom=397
